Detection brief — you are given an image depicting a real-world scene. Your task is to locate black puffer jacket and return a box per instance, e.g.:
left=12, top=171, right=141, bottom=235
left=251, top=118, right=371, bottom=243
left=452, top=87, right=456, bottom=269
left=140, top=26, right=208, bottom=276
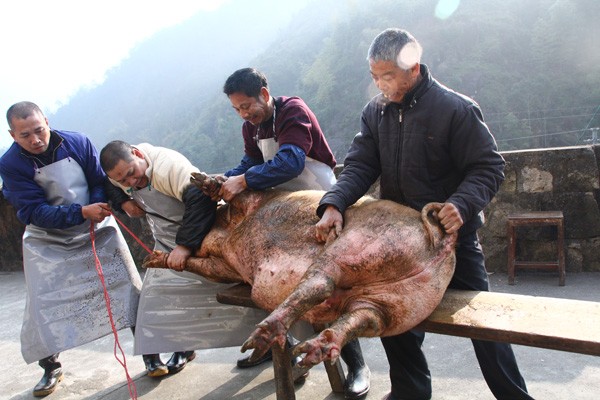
left=319, top=64, right=505, bottom=234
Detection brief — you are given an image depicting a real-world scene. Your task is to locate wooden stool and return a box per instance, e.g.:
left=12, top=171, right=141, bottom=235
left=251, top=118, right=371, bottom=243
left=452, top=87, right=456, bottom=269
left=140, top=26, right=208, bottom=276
left=507, top=211, right=565, bottom=286
left=216, top=283, right=345, bottom=400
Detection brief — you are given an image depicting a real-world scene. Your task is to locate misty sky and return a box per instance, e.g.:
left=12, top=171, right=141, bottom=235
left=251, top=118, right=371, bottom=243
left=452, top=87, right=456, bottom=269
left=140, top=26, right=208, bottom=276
left=0, top=0, right=241, bottom=149
left=0, top=0, right=462, bottom=151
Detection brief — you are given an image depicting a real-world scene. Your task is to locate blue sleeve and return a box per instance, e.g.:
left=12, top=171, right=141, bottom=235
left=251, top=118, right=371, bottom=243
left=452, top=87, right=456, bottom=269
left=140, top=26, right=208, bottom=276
left=225, top=154, right=263, bottom=177
left=244, top=143, right=305, bottom=190
left=31, top=133, right=108, bottom=228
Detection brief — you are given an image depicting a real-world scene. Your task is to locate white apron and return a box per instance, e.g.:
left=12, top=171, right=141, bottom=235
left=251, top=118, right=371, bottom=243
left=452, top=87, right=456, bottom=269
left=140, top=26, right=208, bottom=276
left=20, top=157, right=142, bottom=364
left=257, top=137, right=336, bottom=191
left=131, top=185, right=264, bottom=355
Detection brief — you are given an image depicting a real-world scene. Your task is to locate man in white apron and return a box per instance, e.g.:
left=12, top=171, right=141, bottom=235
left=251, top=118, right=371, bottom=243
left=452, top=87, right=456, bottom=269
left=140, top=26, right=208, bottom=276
left=212, top=68, right=371, bottom=399
left=0, top=102, right=143, bottom=397
left=100, top=140, right=265, bottom=378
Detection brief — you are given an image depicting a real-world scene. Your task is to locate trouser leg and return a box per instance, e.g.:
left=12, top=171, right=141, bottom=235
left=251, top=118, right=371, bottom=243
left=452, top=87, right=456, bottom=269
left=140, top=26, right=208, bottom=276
left=340, top=338, right=365, bottom=371
left=381, top=330, right=431, bottom=400
left=472, top=340, right=533, bottom=400
left=454, top=232, right=532, bottom=400
left=38, top=354, right=61, bottom=371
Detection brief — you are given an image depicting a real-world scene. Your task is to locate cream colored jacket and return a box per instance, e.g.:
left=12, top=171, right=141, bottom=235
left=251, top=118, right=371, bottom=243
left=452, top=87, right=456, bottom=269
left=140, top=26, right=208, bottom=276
left=110, top=143, right=199, bottom=201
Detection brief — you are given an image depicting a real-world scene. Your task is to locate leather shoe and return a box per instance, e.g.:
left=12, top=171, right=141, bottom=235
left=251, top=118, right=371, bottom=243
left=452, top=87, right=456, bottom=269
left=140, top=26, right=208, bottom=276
left=344, top=365, right=371, bottom=399
left=33, top=367, right=63, bottom=397
left=143, top=354, right=168, bottom=378
left=236, top=348, right=273, bottom=368
left=166, top=351, right=196, bottom=374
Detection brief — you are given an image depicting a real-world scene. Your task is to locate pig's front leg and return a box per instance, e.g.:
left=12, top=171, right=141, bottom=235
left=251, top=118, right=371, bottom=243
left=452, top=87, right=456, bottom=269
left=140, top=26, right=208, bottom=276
left=293, top=305, right=386, bottom=367
left=142, top=250, right=242, bottom=283
left=241, top=262, right=342, bottom=361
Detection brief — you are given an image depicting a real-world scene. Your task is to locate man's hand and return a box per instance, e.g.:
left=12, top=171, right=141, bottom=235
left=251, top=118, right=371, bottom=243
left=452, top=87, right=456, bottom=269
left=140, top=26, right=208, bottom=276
left=315, top=205, right=344, bottom=244
left=436, top=202, right=463, bottom=234
left=82, top=202, right=112, bottom=223
left=166, top=245, right=192, bottom=271
left=121, top=200, right=146, bottom=218
left=220, top=174, right=247, bottom=202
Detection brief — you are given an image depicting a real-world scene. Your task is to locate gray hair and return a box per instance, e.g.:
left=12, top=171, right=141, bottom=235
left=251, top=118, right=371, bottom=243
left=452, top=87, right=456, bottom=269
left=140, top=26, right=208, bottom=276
left=367, top=28, right=423, bottom=70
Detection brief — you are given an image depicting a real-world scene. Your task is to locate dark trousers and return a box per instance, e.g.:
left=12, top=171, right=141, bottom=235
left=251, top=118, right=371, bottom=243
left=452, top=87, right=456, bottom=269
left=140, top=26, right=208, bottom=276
left=381, top=231, right=533, bottom=400
left=39, top=353, right=61, bottom=372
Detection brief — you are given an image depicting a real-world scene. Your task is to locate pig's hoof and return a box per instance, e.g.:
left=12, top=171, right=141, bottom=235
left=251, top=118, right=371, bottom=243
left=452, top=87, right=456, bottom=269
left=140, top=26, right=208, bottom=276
left=141, top=250, right=168, bottom=269
left=292, top=333, right=341, bottom=367
left=241, top=318, right=288, bottom=357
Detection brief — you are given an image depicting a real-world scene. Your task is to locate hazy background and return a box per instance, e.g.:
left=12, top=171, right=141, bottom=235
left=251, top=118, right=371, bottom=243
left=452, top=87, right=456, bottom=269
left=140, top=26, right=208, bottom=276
left=1, top=0, right=599, bottom=174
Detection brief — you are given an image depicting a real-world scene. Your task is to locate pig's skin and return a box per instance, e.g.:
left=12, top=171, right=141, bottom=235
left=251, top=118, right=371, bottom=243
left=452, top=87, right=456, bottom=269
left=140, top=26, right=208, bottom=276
left=143, top=172, right=457, bottom=366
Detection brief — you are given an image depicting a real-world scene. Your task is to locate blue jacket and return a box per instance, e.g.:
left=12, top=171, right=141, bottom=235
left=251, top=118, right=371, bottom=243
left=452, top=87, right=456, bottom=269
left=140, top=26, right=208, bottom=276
left=0, top=130, right=107, bottom=228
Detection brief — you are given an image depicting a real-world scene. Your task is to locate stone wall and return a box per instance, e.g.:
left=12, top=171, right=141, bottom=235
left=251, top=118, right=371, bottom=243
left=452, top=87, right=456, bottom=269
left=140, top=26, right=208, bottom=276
left=480, top=145, right=600, bottom=272
left=2, top=145, right=600, bottom=272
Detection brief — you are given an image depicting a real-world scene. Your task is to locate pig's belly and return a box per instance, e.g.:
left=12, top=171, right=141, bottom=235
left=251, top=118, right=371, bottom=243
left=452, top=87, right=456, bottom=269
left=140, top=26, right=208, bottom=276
left=250, top=254, right=313, bottom=311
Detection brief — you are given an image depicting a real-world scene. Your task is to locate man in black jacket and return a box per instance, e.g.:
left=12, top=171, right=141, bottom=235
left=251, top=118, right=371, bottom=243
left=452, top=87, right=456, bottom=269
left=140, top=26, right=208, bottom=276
left=315, top=28, right=533, bottom=400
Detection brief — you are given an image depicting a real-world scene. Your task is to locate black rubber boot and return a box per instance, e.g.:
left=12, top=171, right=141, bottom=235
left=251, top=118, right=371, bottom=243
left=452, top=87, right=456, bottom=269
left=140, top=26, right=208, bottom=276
left=166, top=351, right=196, bottom=374
left=34, top=354, right=63, bottom=397
left=340, top=339, right=371, bottom=399
left=143, top=353, right=169, bottom=378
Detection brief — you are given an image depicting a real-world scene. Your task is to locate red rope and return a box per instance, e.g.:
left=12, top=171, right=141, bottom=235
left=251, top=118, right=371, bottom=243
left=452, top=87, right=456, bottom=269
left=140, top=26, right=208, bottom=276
left=90, top=222, right=138, bottom=400
left=110, top=212, right=153, bottom=254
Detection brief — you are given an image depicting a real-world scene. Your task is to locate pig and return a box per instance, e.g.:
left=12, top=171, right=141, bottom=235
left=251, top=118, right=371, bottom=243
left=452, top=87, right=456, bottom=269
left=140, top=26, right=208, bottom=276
left=142, top=172, right=457, bottom=367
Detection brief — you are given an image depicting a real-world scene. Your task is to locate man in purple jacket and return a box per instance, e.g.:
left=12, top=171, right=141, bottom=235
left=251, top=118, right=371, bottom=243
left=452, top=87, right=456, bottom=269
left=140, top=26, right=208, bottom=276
left=211, top=68, right=371, bottom=399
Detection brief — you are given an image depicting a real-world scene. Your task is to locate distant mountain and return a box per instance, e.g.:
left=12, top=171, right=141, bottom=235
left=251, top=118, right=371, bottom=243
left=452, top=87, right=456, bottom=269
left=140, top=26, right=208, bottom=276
left=50, top=0, right=600, bottom=173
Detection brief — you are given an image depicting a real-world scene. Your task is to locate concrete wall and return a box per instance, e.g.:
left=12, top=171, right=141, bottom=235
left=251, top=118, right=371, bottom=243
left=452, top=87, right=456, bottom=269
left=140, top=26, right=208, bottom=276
left=2, top=145, right=600, bottom=272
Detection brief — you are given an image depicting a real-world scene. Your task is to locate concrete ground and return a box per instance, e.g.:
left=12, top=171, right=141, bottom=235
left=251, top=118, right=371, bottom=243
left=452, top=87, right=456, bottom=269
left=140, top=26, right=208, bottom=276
left=2, top=270, right=599, bottom=400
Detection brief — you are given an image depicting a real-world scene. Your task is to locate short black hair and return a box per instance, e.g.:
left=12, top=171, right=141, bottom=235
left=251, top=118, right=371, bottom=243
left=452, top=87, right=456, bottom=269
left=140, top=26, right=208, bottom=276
left=100, top=140, right=135, bottom=172
left=6, top=101, right=44, bottom=130
left=223, top=68, right=268, bottom=98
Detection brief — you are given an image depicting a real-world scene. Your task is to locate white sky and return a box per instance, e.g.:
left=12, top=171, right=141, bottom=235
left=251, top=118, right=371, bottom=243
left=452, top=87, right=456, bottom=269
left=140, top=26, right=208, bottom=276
left=0, top=0, right=227, bottom=150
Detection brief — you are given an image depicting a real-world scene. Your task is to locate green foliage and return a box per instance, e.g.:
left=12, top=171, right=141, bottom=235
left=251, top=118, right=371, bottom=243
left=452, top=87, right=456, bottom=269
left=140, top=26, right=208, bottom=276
left=50, top=0, right=600, bottom=170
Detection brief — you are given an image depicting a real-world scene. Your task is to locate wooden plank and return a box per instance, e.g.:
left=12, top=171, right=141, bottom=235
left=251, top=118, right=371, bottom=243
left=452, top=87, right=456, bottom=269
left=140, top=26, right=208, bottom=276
left=508, top=211, right=563, bottom=220
left=418, top=289, right=600, bottom=356
left=218, top=284, right=600, bottom=356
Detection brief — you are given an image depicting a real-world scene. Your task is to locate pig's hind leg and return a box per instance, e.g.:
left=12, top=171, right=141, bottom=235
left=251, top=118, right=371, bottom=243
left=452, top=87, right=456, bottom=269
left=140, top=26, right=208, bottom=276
left=293, top=303, right=386, bottom=367
left=241, top=260, right=342, bottom=362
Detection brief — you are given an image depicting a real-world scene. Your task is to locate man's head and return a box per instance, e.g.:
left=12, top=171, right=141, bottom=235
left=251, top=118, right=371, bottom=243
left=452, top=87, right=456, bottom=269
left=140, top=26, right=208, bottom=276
left=223, top=68, right=273, bottom=126
left=100, top=140, right=149, bottom=189
left=7, top=101, right=51, bottom=154
left=367, top=28, right=423, bottom=103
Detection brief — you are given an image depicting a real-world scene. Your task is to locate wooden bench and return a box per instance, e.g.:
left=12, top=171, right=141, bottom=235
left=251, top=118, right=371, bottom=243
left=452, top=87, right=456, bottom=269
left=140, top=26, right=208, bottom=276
left=216, top=284, right=345, bottom=400
left=218, top=284, right=600, bottom=399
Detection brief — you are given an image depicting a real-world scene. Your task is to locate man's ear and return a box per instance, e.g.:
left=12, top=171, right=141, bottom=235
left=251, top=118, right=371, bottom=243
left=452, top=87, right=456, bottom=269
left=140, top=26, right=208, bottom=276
left=132, top=147, right=144, bottom=159
left=8, top=129, right=15, bottom=140
left=260, top=86, right=270, bottom=103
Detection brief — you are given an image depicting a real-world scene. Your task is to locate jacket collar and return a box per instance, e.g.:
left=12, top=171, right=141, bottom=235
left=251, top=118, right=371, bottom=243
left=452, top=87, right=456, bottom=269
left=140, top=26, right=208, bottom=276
left=379, top=63, right=434, bottom=111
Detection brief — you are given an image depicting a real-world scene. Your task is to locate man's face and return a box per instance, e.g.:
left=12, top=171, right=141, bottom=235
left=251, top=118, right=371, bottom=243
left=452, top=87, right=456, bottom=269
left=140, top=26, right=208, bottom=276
left=228, top=88, right=270, bottom=126
left=9, top=110, right=51, bottom=154
left=369, top=59, right=420, bottom=103
left=106, top=151, right=149, bottom=189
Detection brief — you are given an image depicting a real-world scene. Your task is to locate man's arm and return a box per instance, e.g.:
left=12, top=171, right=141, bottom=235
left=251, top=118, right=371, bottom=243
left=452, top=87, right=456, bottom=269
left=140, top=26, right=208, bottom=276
left=168, top=185, right=217, bottom=270
left=220, top=144, right=306, bottom=201
left=318, top=105, right=382, bottom=216
left=446, top=104, right=505, bottom=224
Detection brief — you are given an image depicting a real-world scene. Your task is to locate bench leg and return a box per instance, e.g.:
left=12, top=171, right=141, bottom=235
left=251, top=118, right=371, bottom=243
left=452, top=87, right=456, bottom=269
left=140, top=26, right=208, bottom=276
left=312, top=323, right=346, bottom=393
left=558, top=220, right=566, bottom=286
left=272, top=342, right=296, bottom=400
left=507, top=223, right=516, bottom=285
